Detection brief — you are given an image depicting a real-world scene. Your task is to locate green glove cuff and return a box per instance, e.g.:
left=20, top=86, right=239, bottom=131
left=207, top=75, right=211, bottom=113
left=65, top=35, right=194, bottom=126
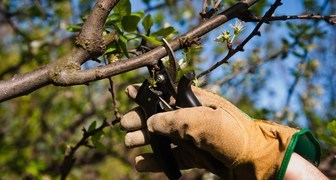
left=277, top=129, right=321, bottom=180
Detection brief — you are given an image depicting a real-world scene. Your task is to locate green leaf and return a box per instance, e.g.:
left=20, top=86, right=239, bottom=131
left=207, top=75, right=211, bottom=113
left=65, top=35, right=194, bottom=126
left=118, top=35, right=129, bottom=57
left=92, top=131, right=105, bottom=151
left=136, top=34, right=162, bottom=45
left=142, top=14, right=153, bottom=33
left=327, top=120, right=336, bottom=135
left=88, top=121, right=96, bottom=132
left=144, top=36, right=162, bottom=45
left=110, top=22, right=124, bottom=35
left=106, top=13, right=121, bottom=25
left=132, top=11, right=144, bottom=18
left=103, top=44, right=116, bottom=55
left=93, top=141, right=105, bottom=151
left=319, top=133, right=336, bottom=146
left=151, top=26, right=177, bottom=37
left=66, top=23, right=83, bottom=32
left=177, top=67, right=196, bottom=81
left=92, top=131, right=103, bottom=142
left=121, top=15, right=141, bottom=32
left=114, top=0, right=131, bottom=17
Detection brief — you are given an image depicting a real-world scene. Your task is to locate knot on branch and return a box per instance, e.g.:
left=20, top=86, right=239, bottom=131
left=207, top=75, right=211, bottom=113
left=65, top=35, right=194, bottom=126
left=75, top=34, right=106, bottom=56
left=179, top=36, right=201, bottom=49
left=48, top=57, right=82, bottom=86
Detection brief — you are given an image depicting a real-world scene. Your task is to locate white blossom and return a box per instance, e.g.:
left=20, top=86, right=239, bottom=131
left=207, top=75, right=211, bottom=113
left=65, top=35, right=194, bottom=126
left=230, top=20, right=244, bottom=35
left=214, top=30, right=231, bottom=43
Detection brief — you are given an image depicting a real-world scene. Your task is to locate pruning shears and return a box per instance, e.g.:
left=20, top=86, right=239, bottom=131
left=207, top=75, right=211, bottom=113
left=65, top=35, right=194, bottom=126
left=135, top=38, right=201, bottom=180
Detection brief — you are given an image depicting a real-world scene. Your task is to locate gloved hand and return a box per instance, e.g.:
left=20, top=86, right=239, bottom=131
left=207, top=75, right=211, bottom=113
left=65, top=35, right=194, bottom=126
left=120, top=84, right=299, bottom=179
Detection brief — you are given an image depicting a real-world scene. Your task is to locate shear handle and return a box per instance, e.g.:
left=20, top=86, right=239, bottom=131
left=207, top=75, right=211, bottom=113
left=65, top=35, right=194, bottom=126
left=176, top=71, right=202, bottom=107
left=135, top=80, right=182, bottom=180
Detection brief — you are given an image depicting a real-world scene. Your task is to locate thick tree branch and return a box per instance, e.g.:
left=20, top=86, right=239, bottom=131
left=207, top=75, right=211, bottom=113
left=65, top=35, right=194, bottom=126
left=52, top=1, right=258, bottom=85
left=75, top=0, right=120, bottom=60
left=0, top=0, right=258, bottom=102
left=0, top=66, right=50, bottom=101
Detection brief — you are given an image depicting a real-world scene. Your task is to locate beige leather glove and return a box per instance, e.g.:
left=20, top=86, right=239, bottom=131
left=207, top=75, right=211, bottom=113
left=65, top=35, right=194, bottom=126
left=121, top=85, right=299, bottom=179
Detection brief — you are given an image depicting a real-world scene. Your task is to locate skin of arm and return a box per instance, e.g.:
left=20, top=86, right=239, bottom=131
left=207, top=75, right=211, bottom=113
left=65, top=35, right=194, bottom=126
left=285, top=153, right=329, bottom=180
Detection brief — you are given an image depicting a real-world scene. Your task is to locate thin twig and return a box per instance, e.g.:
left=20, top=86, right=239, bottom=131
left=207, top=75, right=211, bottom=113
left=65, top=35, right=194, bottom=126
left=197, top=0, right=283, bottom=79
left=205, top=48, right=279, bottom=88
left=103, top=58, right=121, bottom=124
left=214, top=0, right=223, bottom=10
left=276, top=11, right=324, bottom=123
left=59, top=120, right=109, bottom=180
left=246, top=14, right=336, bottom=25
left=200, top=0, right=223, bottom=19
left=108, top=77, right=121, bottom=120
left=201, top=0, right=208, bottom=15
left=207, top=24, right=309, bottom=87
left=276, top=50, right=309, bottom=123
left=284, top=51, right=308, bottom=108
left=0, top=5, right=32, bottom=41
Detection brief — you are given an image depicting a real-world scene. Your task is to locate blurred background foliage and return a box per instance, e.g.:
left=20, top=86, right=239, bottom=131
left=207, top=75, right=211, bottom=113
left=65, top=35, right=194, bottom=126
left=0, top=0, right=335, bottom=179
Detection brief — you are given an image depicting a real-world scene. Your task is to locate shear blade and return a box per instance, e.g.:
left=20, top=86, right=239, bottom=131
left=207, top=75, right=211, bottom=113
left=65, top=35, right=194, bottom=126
left=158, top=97, right=174, bottom=111
left=162, top=38, right=177, bottom=83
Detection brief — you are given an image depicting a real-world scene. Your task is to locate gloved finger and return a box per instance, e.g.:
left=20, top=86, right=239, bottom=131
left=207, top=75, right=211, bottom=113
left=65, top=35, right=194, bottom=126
left=124, top=129, right=150, bottom=148
left=125, top=84, right=141, bottom=100
left=120, top=107, right=146, bottom=131
left=134, top=145, right=229, bottom=177
left=123, top=125, right=197, bottom=149
left=147, top=106, right=219, bottom=141
left=146, top=106, right=245, bottom=160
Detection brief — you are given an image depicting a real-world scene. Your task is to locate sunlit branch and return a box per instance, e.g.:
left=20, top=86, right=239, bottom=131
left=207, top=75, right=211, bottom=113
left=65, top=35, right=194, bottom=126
left=197, top=0, right=283, bottom=79
left=250, top=14, right=336, bottom=25
left=207, top=24, right=309, bottom=87
left=75, top=0, right=120, bottom=63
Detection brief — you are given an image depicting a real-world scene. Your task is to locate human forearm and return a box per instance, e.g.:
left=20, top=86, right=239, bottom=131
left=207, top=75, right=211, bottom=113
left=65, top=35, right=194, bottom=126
left=285, top=153, right=328, bottom=180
